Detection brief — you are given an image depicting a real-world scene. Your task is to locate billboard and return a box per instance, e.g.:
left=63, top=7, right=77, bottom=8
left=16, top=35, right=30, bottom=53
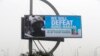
left=21, top=15, right=82, bottom=39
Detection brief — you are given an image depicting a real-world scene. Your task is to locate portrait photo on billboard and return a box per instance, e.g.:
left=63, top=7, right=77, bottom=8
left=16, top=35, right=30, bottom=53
left=21, top=15, right=45, bottom=39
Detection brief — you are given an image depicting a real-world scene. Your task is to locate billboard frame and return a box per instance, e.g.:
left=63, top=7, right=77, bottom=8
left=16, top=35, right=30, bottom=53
left=21, top=15, right=82, bottom=41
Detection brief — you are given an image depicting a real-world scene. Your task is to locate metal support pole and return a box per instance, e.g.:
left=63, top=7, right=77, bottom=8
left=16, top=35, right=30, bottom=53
left=29, top=0, right=33, bottom=56
left=30, top=0, right=33, bottom=15
left=29, top=39, right=32, bottom=56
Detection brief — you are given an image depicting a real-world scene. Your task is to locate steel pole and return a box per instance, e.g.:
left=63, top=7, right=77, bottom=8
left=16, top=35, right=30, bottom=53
left=30, top=0, right=33, bottom=15
left=29, top=39, right=32, bottom=56
left=29, top=0, right=33, bottom=56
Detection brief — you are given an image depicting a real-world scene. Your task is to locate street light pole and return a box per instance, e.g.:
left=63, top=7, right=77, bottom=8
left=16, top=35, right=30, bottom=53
left=76, top=46, right=81, bottom=56
left=94, top=46, right=100, bottom=56
left=1, top=49, right=6, bottom=56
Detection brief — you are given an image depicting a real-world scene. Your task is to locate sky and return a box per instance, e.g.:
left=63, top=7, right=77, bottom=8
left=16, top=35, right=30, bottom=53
left=0, top=0, right=100, bottom=56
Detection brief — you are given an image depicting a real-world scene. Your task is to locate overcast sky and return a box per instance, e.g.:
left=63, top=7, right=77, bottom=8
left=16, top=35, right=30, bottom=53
left=0, top=0, right=100, bottom=56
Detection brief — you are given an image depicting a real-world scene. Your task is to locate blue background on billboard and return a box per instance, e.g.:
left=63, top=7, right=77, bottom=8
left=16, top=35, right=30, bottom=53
left=44, top=15, right=81, bottom=29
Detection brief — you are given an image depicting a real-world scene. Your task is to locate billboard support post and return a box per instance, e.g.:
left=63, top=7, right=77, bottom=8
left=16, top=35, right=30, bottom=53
left=26, top=0, right=64, bottom=56
left=29, top=0, right=33, bottom=56
left=29, top=39, right=32, bottom=56
left=30, top=0, right=33, bottom=15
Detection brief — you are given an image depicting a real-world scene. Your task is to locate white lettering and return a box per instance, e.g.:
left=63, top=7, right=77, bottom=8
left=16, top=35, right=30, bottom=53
left=51, top=16, right=73, bottom=28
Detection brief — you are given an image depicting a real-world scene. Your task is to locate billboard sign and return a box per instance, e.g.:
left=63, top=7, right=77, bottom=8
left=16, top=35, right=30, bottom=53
left=21, top=15, right=82, bottom=39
